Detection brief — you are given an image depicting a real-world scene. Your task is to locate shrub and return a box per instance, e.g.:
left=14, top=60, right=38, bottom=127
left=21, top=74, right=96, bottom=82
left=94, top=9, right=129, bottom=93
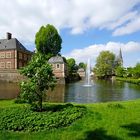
left=0, top=104, right=86, bottom=132
left=107, top=103, right=124, bottom=109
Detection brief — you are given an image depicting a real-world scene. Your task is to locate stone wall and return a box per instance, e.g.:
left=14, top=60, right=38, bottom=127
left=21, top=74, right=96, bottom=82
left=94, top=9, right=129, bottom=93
left=0, top=69, right=26, bottom=82
left=0, top=70, right=66, bottom=84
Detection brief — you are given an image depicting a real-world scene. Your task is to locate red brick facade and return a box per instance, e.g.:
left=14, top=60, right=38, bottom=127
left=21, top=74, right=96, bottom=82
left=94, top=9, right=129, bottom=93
left=0, top=50, right=32, bottom=69
left=0, top=33, right=32, bottom=70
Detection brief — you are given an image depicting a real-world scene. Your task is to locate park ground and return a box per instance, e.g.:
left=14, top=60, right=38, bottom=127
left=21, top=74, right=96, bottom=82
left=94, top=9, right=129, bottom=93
left=0, top=99, right=140, bottom=140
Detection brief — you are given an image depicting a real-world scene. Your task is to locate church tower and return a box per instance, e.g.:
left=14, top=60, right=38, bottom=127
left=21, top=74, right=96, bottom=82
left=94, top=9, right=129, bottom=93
left=115, top=48, right=123, bottom=67
left=118, top=48, right=123, bottom=66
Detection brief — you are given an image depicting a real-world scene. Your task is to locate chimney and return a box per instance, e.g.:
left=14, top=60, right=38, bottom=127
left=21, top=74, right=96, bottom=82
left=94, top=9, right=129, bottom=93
left=6, top=32, right=12, bottom=40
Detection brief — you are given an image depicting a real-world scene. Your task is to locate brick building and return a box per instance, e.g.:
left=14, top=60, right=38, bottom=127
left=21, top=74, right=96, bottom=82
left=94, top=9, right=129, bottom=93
left=48, top=55, right=68, bottom=84
left=0, top=33, right=32, bottom=69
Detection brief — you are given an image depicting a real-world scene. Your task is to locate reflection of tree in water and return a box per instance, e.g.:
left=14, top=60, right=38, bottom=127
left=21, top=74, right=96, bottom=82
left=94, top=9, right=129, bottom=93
left=46, top=84, right=65, bottom=103
left=94, top=80, right=125, bottom=102
left=0, top=82, right=19, bottom=99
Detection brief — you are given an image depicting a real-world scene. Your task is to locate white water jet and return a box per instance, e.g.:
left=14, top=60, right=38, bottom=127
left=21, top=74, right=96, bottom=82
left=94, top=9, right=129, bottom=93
left=83, top=58, right=92, bottom=86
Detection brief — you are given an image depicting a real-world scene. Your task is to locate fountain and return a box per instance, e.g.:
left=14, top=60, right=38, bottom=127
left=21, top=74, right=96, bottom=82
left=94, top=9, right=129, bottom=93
left=83, top=58, right=92, bottom=86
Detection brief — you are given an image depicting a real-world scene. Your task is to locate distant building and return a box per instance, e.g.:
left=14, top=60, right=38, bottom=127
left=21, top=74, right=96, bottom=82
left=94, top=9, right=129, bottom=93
left=115, top=48, right=123, bottom=67
left=0, top=32, right=32, bottom=69
left=77, top=68, right=85, bottom=78
left=48, top=55, right=68, bottom=84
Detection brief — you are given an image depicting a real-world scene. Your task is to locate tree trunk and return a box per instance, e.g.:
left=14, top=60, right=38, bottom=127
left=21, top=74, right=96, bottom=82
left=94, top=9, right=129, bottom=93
left=38, top=96, right=43, bottom=112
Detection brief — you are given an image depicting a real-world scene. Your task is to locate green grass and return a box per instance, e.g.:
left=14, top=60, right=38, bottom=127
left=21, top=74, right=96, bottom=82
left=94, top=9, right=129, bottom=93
left=0, top=99, right=140, bottom=140
left=116, top=77, right=140, bottom=84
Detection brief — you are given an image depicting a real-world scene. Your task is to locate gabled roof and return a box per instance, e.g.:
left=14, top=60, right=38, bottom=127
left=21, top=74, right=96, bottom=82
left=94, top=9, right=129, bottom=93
left=0, top=38, right=32, bottom=53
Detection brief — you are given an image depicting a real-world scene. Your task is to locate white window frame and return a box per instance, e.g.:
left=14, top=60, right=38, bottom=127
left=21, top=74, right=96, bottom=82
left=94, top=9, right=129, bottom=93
left=0, top=62, right=5, bottom=68
left=6, top=52, right=11, bottom=58
left=6, top=62, right=11, bottom=69
left=56, top=64, right=60, bottom=69
left=0, top=52, right=5, bottom=58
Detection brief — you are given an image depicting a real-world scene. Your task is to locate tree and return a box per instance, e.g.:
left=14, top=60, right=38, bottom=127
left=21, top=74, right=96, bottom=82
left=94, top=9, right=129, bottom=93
left=67, top=58, right=77, bottom=73
left=133, top=63, right=140, bottom=78
left=35, top=24, right=62, bottom=56
left=78, top=62, right=86, bottom=70
left=19, top=53, right=56, bottom=111
left=115, top=66, right=126, bottom=77
left=94, top=51, right=115, bottom=79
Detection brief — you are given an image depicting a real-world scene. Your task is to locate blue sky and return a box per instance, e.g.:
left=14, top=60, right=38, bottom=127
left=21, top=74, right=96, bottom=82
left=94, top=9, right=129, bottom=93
left=0, top=0, right=140, bottom=67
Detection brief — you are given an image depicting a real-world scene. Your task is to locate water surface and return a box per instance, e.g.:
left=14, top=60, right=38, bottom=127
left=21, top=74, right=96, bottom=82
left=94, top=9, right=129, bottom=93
left=0, top=80, right=140, bottom=103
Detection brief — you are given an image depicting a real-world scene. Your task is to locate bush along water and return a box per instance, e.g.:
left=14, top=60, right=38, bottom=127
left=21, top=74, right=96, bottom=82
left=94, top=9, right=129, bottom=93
left=0, top=104, right=86, bottom=132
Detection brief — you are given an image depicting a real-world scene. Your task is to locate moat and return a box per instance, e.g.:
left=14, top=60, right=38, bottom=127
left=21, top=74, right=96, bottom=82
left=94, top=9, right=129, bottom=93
left=0, top=80, right=140, bottom=103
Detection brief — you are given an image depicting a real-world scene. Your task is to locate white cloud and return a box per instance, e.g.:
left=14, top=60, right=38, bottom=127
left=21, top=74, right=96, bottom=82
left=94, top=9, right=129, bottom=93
left=0, top=0, right=140, bottom=43
left=113, top=14, right=140, bottom=36
left=64, top=41, right=140, bottom=67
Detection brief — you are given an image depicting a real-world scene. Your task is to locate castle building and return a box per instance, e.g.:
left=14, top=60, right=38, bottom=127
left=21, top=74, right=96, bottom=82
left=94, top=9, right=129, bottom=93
left=48, top=55, right=68, bottom=84
left=0, top=33, right=32, bottom=69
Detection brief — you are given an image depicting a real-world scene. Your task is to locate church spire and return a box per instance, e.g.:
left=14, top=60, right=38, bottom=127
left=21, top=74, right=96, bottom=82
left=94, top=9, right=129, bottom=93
left=118, top=48, right=123, bottom=66
left=119, top=48, right=123, bottom=60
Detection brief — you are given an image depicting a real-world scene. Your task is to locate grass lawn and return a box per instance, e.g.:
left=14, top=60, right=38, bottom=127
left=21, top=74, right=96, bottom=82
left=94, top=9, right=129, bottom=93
left=0, top=99, right=140, bottom=140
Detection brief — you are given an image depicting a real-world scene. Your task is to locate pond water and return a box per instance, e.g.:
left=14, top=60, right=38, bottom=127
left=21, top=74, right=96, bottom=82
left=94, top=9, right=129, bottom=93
left=0, top=80, right=140, bottom=103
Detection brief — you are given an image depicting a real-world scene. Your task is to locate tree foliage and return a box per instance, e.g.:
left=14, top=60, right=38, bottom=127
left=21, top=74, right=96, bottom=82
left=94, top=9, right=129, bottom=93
left=66, top=58, right=78, bottom=73
left=35, top=24, right=62, bottom=56
left=19, top=53, right=56, bottom=111
left=78, top=62, right=86, bottom=70
left=115, top=66, right=126, bottom=77
left=94, top=51, right=115, bottom=79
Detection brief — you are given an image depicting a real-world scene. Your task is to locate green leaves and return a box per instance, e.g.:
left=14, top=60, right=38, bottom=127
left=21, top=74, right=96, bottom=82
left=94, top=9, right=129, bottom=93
left=94, top=51, right=115, bottom=79
left=0, top=105, right=86, bottom=132
left=35, top=24, right=62, bottom=55
left=19, top=53, right=56, bottom=111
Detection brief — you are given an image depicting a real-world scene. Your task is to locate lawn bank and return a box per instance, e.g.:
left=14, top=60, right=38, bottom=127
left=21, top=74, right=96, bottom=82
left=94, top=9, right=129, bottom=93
left=0, top=99, right=140, bottom=140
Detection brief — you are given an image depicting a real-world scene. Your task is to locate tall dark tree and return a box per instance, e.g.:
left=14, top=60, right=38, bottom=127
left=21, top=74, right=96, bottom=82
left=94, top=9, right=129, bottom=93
left=94, top=51, right=115, bottom=79
left=78, top=62, right=86, bottom=70
left=35, top=24, right=62, bottom=56
left=67, top=58, right=77, bottom=73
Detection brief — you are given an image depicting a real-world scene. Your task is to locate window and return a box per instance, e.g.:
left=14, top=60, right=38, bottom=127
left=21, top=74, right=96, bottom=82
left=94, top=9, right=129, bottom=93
left=19, top=53, right=22, bottom=59
left=6, top=52, right=11, bottom=58
left=6, top=62, right=11, bottom=69
left=24, top=54, right=27, bottom=60
left=0, top=52, right=5, bottom=58
left=56, top=64, right=60, bottom=69
left=19, top=62, right=22, bottom=68
left=0, top=62, right=5, bottom=68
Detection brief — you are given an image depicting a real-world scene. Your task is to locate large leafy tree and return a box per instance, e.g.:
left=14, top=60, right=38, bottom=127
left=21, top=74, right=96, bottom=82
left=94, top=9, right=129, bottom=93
left=19, top=53, right=56, bottom=111
left=94, top=51, right=115, bottom=79
left=35, top=24, right=62, bottom=56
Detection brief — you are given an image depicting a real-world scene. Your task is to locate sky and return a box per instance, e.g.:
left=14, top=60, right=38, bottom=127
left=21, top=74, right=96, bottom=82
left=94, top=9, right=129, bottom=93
left=0, top=0, right=140, bottom=67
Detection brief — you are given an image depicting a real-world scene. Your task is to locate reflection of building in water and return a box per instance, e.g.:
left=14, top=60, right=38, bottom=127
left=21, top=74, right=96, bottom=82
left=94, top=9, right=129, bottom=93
left=46, top=85, right=65, bottom=103
left=48, top=55, right=68, bottom=84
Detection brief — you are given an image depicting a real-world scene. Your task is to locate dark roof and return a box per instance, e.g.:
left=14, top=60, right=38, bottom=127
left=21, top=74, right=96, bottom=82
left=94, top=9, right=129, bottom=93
left=48, top=55, right=65, bottom=63
left=0, top=38, right=32, bottom=53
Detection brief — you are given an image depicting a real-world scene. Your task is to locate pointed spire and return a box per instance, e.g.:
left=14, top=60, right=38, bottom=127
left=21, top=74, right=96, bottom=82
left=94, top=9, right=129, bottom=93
left=118, top=48, right=123, bottom=66
left=119, top=48, right=123, bottom=59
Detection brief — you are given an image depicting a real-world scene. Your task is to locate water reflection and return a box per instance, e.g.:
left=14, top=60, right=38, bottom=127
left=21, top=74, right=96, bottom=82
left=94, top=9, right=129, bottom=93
left=46, top=85, right=65, bottom=103
left=0, top=81, right=19, bottom=99
left=0, top=80, right=140, bottom=103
